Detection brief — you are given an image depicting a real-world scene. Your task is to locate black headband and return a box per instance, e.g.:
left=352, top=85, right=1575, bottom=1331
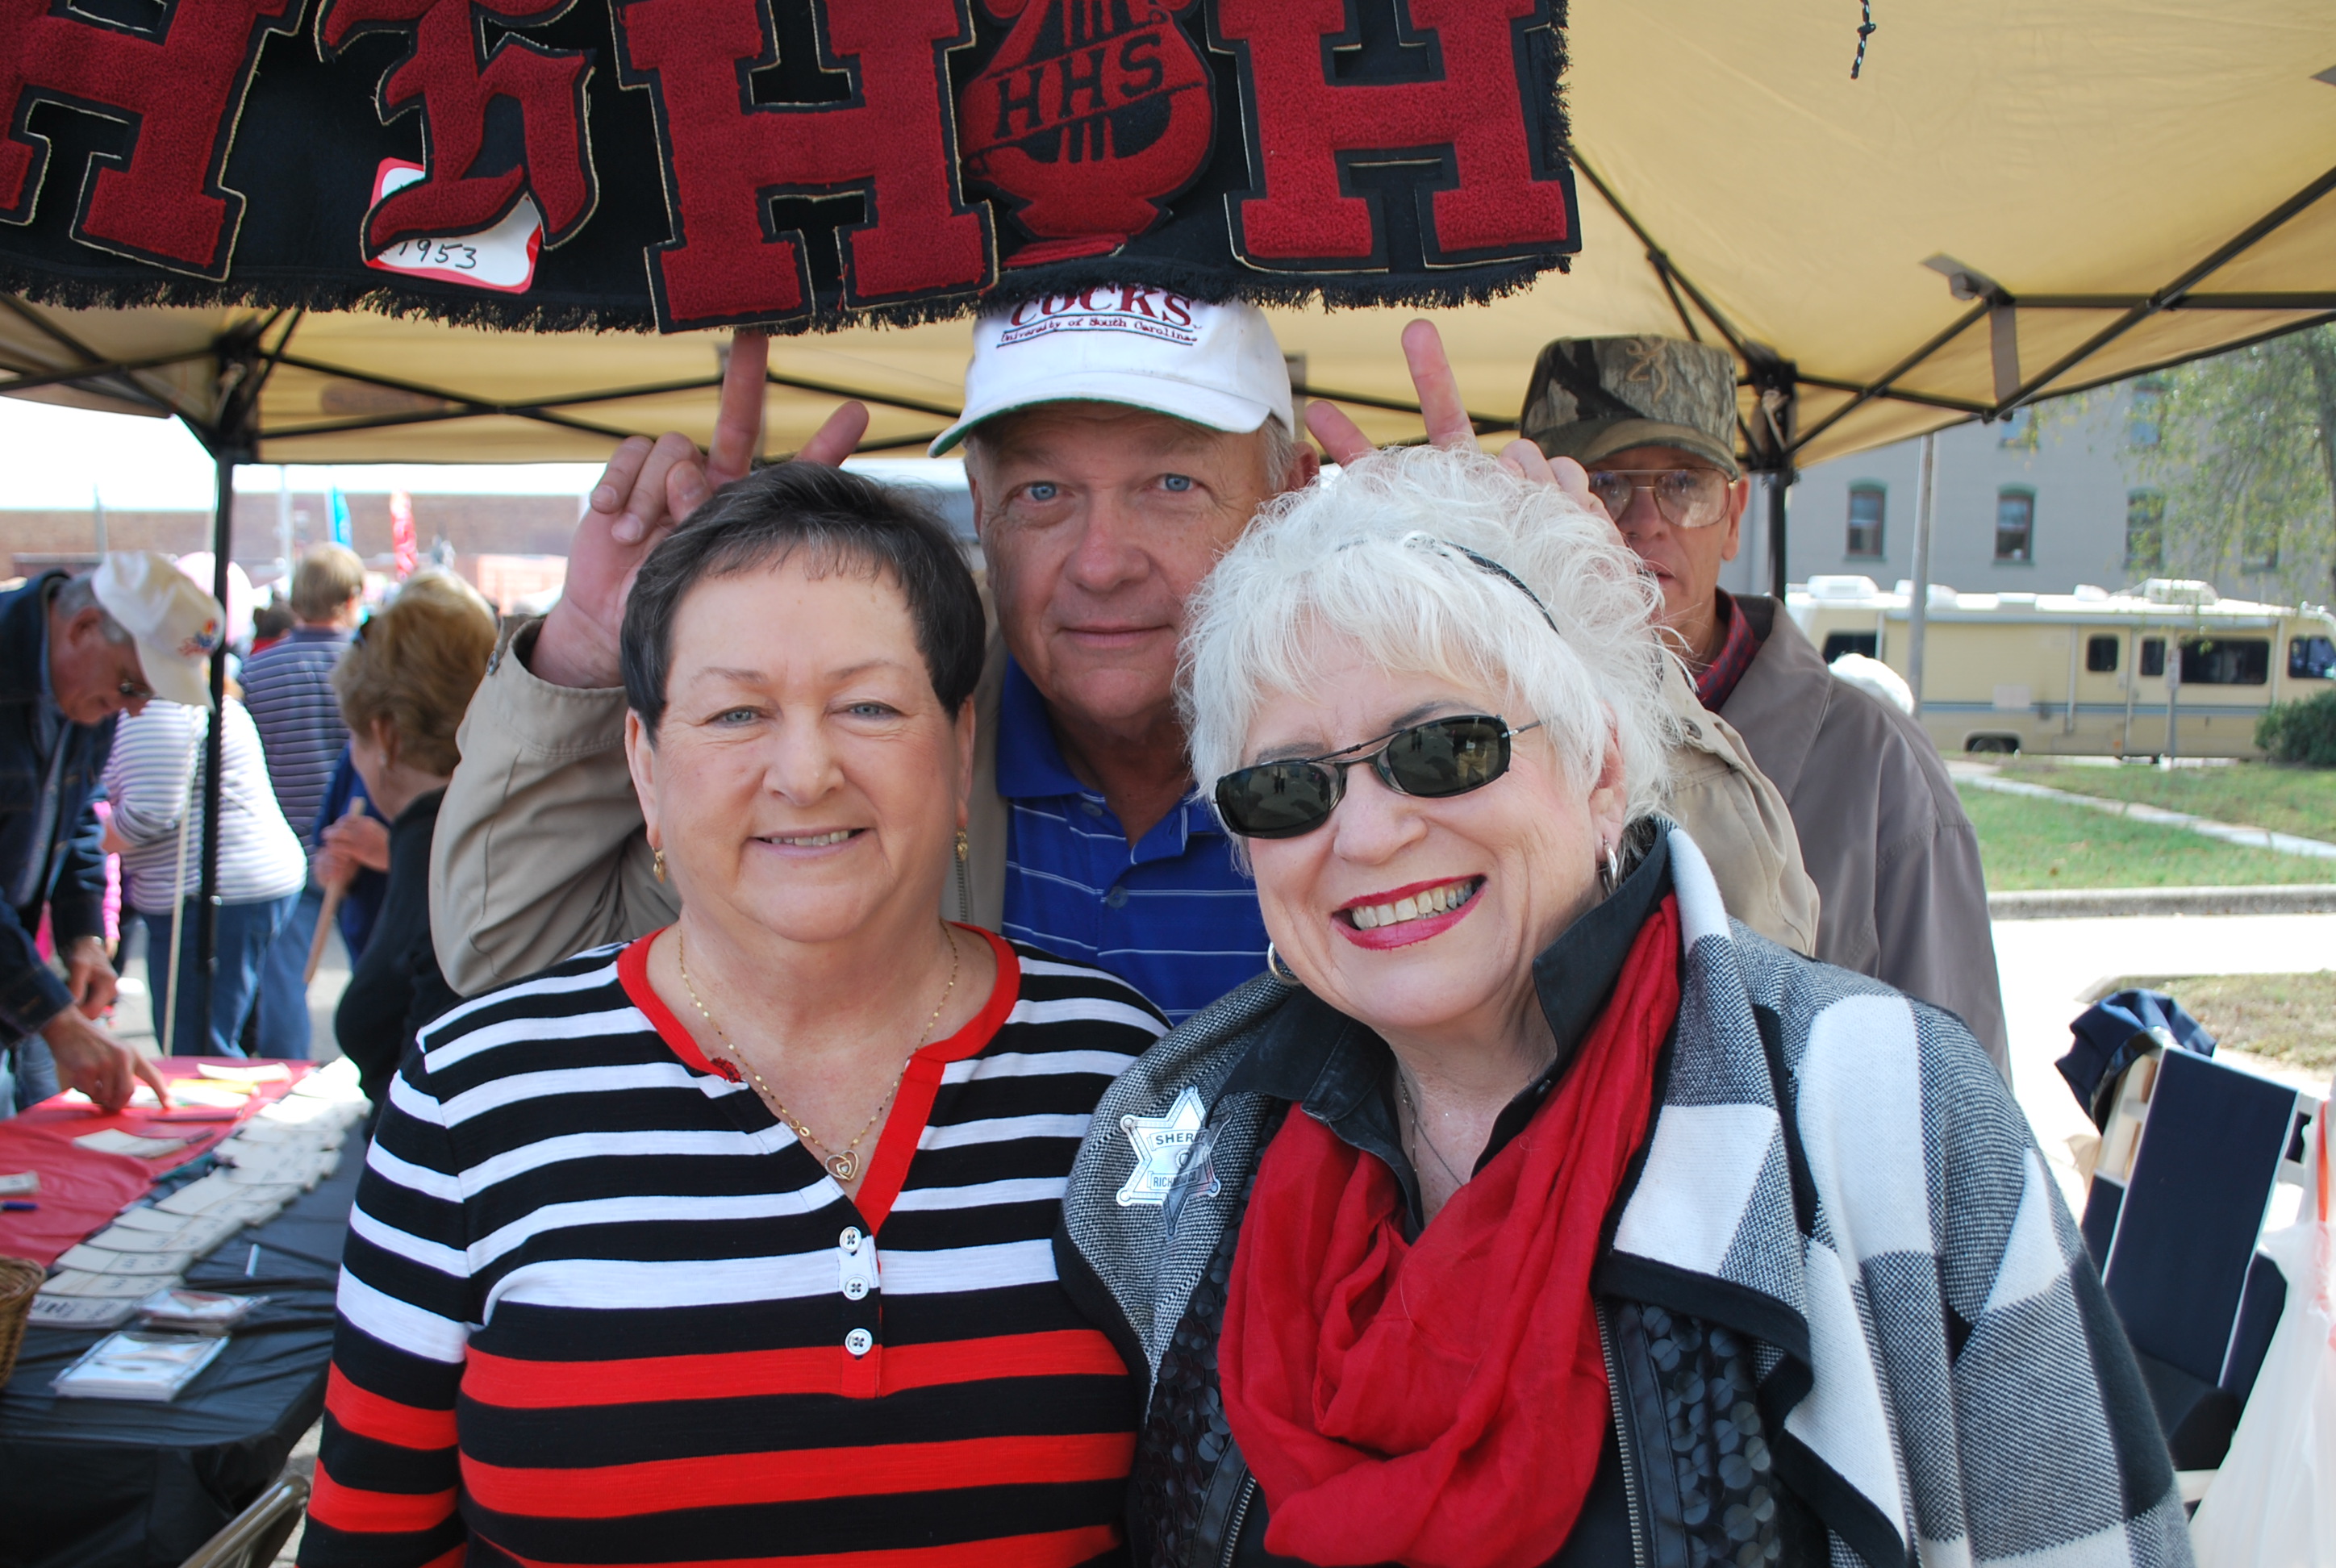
left=1403, top=534, right=1562, bottom=636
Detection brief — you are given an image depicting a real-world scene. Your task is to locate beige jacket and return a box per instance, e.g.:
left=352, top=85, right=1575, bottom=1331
left=431, top=619, right=1818, bottom=996
left=1719, top=596, right=2009, bottom=1070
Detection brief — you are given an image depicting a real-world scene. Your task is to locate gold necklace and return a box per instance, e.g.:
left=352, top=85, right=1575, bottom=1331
left=677, top=924, right=960, bottom=1183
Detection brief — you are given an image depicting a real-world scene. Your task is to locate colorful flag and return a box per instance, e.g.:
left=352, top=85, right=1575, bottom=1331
left=328, top=486, right=352, bottom=548
left=389, top=490, right=418, bottom=579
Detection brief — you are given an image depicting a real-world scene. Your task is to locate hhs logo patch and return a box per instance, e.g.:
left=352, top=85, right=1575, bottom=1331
left=959, top=0, right=1214, bottom=265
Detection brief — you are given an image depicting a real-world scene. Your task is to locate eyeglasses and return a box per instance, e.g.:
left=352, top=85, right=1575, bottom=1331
left=116, top=677, right=155, bottom=704
left=1585, top=468, right=1733, bottom=530
left=1213, top=715, right=1543, bottom=840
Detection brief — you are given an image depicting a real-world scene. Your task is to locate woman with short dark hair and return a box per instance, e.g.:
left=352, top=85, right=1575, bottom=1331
left=303, top=464, right=1165, bottom=1568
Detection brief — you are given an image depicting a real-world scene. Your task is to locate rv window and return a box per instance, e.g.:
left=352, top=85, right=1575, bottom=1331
left=2292, top=636, right=2336, bottom=679
left=2085, top=635, right=2119, bottom=673
left=2179, top=638, right=2269, bottom=686
left=1822, top=632, right=1879, bottom=662
left=2139, top=638, right=2166, bottom=678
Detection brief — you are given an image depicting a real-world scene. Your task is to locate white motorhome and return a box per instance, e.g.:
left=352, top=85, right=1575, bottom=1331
left=1790, top=576, right=2336, bottom=758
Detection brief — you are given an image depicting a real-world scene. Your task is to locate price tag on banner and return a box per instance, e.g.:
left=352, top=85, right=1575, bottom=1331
left=363, top=160, right=541, bottom=294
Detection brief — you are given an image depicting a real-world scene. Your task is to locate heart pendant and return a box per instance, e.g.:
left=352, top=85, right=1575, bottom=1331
left=828, top=1153, right=857, bottom=1182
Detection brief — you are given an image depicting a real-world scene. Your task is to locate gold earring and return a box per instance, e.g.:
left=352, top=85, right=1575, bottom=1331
left=653, top=847, right=667, bottom=883
left=955, top=828, right=968, bottom=864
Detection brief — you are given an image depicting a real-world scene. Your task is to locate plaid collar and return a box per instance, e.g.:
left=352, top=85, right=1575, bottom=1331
left=1692, top=590, right=1758, bottom=710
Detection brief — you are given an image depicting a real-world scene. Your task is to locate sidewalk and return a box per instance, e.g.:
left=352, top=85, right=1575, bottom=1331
left=1950, top=759, right=2336, bottom=861
left=1993, top=910, right=2335, bottom=1211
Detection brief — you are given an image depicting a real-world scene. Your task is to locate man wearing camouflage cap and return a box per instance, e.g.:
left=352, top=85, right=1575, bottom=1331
left=1524, top=336, right=2006, bottom=1070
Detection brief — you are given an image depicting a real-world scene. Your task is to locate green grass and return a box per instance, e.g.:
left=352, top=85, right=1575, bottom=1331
left=2117, top=972, right=2336, bottom=1071
left=1957, top=784, right=2336, bottom=890
left=1993, top=757, right=2336, bottom=841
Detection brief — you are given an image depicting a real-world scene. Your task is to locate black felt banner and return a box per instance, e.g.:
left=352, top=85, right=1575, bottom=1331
left=0, top=0, right=1575, bottom=334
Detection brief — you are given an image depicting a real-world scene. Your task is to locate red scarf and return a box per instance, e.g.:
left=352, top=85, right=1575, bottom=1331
left=1219, top=897, right=1680, bottom=1568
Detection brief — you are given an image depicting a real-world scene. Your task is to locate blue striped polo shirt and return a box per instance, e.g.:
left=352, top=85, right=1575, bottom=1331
left=996, top=660, right=1267, bottom=1024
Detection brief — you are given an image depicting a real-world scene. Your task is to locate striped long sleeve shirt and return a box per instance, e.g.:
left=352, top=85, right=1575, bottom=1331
left=240, top=628, right=351, bottom=857
left=103, top=699, right=306, bottom=914
left=301, top=928, right=1167, bottom=1568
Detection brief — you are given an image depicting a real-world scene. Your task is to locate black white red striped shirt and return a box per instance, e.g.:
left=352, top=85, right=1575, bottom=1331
left=301, top=926, right=1166, bottom=1568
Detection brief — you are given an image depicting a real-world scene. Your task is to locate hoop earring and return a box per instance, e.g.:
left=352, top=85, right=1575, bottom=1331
left=653, top=847, right=668, bottom=884
left=1596, top=840, right=1621, bottom=895
left=1266, top=942, right=1301, bottom=985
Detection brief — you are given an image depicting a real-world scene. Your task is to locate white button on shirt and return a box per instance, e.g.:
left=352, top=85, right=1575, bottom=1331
left=845, top=1328, right=874, bottom=1357
left=839, top=1230, right=879, bottom=1303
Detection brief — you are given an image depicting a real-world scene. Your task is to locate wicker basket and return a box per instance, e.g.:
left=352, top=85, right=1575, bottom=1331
left=0, top=1254, right=43, bottom=1389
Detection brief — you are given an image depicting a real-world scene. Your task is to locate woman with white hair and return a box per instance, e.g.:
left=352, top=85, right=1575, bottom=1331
left=1059, top=446, right=2185, bottom=1568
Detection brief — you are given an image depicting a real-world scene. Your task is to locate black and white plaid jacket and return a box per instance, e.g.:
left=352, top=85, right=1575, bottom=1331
left=1058, top=824, right=2188, bottom=1567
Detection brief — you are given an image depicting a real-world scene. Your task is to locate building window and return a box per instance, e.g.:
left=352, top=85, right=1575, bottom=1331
left=2240, top=526, right=2280, bottom=575
left=2085, top=635, right=2119, bottom=673
left=1994, top=490, right=2034, bottom=562
left=2127, top=379, right=2166, bottom=448
left=2124, top=490, right=2164, bottom=571
left=2139, top=637, right=2166, bottom=678
left=1845, top=486, right=1885, bottom=557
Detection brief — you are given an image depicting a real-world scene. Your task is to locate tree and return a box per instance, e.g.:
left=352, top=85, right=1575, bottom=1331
left=2130, top=323, right=2336, bottom=607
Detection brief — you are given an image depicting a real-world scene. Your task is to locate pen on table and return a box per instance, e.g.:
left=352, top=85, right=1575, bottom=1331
left=1, top=1199, right=34, bottom=1211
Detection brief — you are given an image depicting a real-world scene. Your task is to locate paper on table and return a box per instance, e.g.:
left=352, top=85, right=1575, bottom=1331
left=73, top=1129, right=193, bottom=1160
left=53, top=1243, right=191, bottom=1276
left=108, top=1206, right=194, bottom=1234
left=153, top=1177, right=245, bottom=1216
left=27, top=1293, right=139, bottom=1329
left=65, top=1225, right=193, bottom=1254
left=40, top=1270, right=168, bottom=1299
left=155, top=1082, right=252, bottom=1109
left=198, top=1061, right=293, bottom=1083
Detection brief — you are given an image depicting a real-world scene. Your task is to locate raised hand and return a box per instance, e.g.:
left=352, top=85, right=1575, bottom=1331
left=1304, top=318, right=1608, bottom=521
left=529, top=332, right=873, bottom=690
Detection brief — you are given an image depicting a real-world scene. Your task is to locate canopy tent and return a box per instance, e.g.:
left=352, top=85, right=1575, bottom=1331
left=6, top=0, right=2333, bottom=1021
left=6, top=1, right=2331, bottom=473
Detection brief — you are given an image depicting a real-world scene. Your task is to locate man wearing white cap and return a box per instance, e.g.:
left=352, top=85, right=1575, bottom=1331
left=0, top=553, right=210, bottom=1113
left=432, top=303, right=1813, bottom=1020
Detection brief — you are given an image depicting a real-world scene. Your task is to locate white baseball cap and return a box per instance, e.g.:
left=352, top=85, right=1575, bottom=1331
left=929, top=289, right=1291, bottom=456
left=89, top=552, right=224, bottom=709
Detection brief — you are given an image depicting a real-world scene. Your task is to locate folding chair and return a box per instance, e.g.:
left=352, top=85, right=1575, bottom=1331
left=177, top=1472, right=310, bottom=1568
left=2079, top=1040, right=2322, bottom=1481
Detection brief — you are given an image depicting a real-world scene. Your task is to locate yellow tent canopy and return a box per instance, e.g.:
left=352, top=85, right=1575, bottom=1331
left=6, top=1, right=2332, bottom=473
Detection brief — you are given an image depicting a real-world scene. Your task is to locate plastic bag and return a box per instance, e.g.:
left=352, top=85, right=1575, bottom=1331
left=2190, top=1098, right=2334, bottom=1567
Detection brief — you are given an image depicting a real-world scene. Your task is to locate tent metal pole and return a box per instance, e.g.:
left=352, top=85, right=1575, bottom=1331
left=1908, top=432, right=1937, bottom=716
left=194, top=446, right=235, bottom=1040
left=1767, top=472, right=1790, bottom=599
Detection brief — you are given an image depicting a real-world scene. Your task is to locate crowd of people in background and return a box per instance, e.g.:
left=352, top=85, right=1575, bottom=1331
left=0, top=541, right=501, bottom=1111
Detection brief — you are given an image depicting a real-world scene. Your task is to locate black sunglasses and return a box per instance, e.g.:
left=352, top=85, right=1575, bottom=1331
left=1213, top=715, right=1544, bottom=840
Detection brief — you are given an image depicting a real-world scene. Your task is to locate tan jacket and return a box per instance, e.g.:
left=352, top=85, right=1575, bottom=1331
left=431, top=619, right=1818, bottom=996
left=1719, top=596, right=2009, bottom=1070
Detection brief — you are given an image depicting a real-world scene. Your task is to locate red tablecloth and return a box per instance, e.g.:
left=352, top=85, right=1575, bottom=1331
left=0, top=1058, right=315, bottom=1266
left=11, top=1057, right=315, bottom=1173
left=0, top=1123, right=151, bottom=1267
